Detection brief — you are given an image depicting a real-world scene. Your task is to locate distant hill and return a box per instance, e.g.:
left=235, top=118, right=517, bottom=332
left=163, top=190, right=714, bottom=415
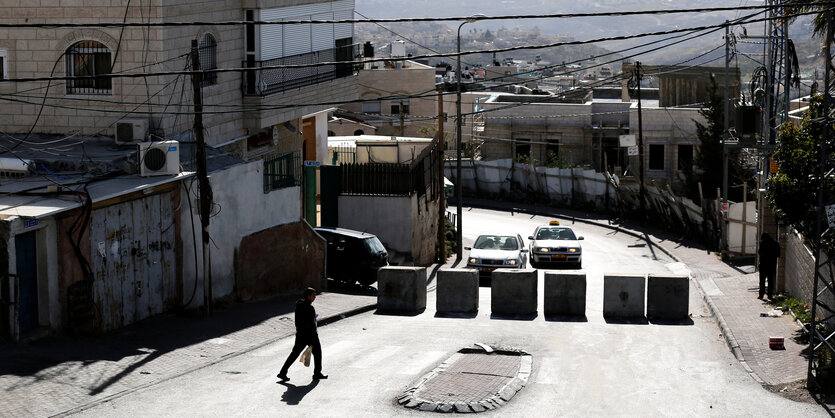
left=355, top=0, right=818, bottom=70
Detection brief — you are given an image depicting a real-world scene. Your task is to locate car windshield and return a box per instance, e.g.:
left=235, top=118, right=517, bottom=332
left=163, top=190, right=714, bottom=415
left=364, top=237, right=386, bottom=253
left=474, top=235, right=518, bottom=250
left=535, top=227, right=577, bottom=240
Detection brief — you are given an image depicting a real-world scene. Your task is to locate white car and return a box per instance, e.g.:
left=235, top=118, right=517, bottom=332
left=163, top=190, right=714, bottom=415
left=465, top=234, right=528, bottom=276
left=528, top=221, right=583, bottom=269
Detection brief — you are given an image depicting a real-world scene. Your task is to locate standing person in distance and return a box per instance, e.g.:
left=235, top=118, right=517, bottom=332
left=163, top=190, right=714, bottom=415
left=758, top=233, right=781, bottom=300
left=277, top=287, right=328, bottom=381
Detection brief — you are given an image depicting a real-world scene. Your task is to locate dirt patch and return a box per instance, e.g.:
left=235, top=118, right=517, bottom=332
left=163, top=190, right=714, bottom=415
left=764, top=380, right=835, bottom=406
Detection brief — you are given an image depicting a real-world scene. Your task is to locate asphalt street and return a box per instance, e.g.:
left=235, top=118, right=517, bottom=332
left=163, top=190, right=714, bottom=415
left=66, top=208, right=827, bottom=417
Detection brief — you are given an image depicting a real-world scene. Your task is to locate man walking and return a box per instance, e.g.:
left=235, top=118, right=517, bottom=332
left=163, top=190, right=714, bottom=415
left=758, top=233, right=780, bottom=300
left=277, top=287, right=327, bottom=381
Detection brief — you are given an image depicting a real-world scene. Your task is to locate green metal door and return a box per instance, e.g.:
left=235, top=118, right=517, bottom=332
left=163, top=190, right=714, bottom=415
left=304, top=165, right=317, bottom=226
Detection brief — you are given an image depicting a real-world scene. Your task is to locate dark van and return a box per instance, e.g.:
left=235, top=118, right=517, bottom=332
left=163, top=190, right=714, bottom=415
left=314, top=227, right=389, bottom=286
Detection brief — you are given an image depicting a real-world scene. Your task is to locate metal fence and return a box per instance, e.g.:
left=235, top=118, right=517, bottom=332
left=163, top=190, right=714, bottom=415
left=263, top=150, right=300, bottom=193
left=242, top=44, right=360, bottom=96
left=339, top=139, right=441, bottom=197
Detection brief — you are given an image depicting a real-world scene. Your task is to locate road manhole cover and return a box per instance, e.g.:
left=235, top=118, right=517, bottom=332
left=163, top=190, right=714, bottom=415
left=397, top=344, right=531, bottom=413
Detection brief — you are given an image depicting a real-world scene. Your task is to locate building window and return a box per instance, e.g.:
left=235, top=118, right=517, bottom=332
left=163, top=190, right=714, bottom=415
left=391, top=99, right=410, bottom=115
left=546, top=139, right=559, bottom=161
left=263, top=150, right=301, bottom=192
left=0, top=50, right=6, bottom=81
left=677, top=144, right=693, bottom=172
left=515, top=138, right=531, bottom=161
left=199, top=34, right=218, bottom=86
left=353, top=129, right=364, bottom=136
left=66, top=40, right=112, bottom=94
left=362, top=100, right=381, bottom=114
left=649, top=144, right=665, bottom=170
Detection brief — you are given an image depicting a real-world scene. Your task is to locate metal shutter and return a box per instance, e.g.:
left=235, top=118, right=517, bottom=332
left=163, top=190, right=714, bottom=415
left=333, top=9, right=354, bottom=40
left=311, top=12, right=334, bottom=52
left=283, top=16, right=311, bottom=56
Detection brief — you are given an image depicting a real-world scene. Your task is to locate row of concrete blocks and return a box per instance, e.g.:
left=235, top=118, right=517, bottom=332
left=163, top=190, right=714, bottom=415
left=376, top=267, right=689, bottom=320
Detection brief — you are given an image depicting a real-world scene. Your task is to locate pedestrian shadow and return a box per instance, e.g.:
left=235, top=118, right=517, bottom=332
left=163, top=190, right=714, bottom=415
left=278, top=379, right=320, bottom=405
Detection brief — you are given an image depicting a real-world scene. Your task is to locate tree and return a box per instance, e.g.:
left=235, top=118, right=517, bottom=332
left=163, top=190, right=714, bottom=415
left=683, top=76, right=752, bottom=203
left=785, top=0, right=828, bottom=38
left=768, top=94, right=835, bottom=248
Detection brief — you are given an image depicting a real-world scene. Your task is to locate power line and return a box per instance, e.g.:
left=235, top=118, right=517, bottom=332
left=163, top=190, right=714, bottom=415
left=0, top=8, right=818, bottom=85
left=0, top=4, right=809, bottom=28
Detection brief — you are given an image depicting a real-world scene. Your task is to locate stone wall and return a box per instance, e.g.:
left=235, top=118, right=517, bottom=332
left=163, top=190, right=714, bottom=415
left=235, top=220, right=326, bottom=301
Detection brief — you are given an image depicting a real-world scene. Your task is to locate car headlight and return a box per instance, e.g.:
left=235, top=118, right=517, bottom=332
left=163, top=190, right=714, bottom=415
left=468, top=257, right=478, bottom=264
left=537, top=247, right=550, bottom=253
left=568, top=248, right=578, bottom=253
left=506, top=259, right=517, bottom=265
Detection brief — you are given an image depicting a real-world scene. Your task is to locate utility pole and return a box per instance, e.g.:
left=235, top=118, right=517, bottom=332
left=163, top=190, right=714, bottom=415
left=190, top=39, right=212, bottom=317
left=722, top=22, right=730, bottom=254
left=635, top=61, right=645, bottom=224
left=437, top=89, right=446, bottom=261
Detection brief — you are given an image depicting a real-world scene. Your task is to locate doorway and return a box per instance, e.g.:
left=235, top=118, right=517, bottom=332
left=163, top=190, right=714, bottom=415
left=14, top=232, right=38, bottom=334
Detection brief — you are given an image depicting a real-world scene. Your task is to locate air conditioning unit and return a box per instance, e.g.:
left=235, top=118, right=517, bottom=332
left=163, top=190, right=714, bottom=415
left=115, top=118, right=148, bottom=144
left=139, top=141, right=180, bottom=176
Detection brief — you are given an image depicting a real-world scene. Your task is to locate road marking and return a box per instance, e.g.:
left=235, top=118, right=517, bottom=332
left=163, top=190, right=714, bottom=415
left=346, top=345, right=401, bottom=369
left=397, top=350, right=447, bottom=375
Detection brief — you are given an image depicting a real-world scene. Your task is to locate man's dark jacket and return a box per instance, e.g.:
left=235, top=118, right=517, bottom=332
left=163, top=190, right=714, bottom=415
left=295, top=299, right=318, bottom=337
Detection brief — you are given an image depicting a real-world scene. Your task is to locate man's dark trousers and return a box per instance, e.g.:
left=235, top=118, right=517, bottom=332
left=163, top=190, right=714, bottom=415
left=759, top=267, right=776, bottom=299
left=280, top=333, right=322, bottom=375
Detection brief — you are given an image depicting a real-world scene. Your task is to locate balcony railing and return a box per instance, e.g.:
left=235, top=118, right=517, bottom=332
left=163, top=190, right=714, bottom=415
left=243, top=44, right=360, bottom=97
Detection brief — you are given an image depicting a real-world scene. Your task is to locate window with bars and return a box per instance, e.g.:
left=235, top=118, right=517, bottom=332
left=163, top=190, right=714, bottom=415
left=66, top=40, right=112, bottom=94
left=263, top=150, right=301, bottom=192
left=199, top=34, right=217, bottom=86
left=390, top=99, right=410, bottom=115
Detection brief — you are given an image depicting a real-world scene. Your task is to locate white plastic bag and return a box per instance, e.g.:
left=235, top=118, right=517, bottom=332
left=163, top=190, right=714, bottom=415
left=299, top=345, right=313, bottom=367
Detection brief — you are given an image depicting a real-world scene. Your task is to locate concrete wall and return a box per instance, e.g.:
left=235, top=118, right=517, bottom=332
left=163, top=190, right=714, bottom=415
left=377, top=266, right=426, bottom=313
left=436, top=268, right=479, bottom=313
left=603, top=273, right=645, bottom=318
left=337, top=193, right=438, bottom=265
left=182, top=160, right=301, bottom=306
left=783, top=229, right=835, bottom=331
left=628, top=106, right=703, bottom=182
left=491, top=270, right=538, bottom=316
left=235, top=221, right=326, bottom=300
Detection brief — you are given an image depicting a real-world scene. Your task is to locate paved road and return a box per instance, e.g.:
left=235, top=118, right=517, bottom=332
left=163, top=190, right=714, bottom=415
left=67, top=208, right=827, bottom=417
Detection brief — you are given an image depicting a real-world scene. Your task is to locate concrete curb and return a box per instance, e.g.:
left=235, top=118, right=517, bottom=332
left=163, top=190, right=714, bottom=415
left=464, top=200, right=764, bottom=385
left=54, top=302, right=379, bottom=417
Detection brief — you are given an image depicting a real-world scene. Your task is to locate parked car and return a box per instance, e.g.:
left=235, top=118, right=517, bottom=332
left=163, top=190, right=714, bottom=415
left=465, top=234, right=528, bottom=276
left=528, top=221, right=583, bottom=269
left=314, top=227, right=388, bottom=286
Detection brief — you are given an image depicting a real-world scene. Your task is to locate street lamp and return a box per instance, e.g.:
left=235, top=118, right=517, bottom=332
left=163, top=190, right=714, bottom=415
left=456, top=14, right=485, bottom=260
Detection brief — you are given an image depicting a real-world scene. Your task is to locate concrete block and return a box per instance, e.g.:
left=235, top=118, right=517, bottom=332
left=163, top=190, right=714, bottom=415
left=544, top=271, right=586, bottom=317
left=646, top=274, right=689, bottom=320
left=603, top=273, right=645, bottom=318
left=377, top=266, right=426, bottom=313
left=491, top=270, right=537, bottom=316
left=436, top=268, right=479, bottom=313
